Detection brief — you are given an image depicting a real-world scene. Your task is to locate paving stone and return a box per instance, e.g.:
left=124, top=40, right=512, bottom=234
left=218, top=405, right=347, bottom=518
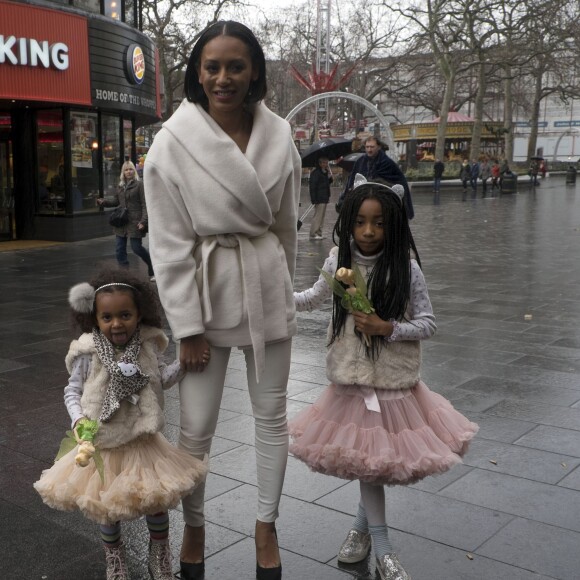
left=485, top=399, right=580, bottom=430
left=477, top=517, right=580, bottom=580
left=557, top=465, right=580, bottom=491
left=466, top=411, right=535, bottom=443
left=440, top=468, right=580, bottom=533
left=462, top=438, right=580, bottom=483
left=514, top=424, right=580, bottom=457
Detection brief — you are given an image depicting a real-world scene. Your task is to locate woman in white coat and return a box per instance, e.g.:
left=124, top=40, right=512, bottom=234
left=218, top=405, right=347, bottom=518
left=144, top=21, right=301, bottom=580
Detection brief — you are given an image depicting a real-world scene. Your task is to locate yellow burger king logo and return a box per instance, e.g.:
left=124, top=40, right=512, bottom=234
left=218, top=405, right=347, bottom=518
left=125, top=44, right=145, bottom=85
left=132, top=46, right=145, bottom=83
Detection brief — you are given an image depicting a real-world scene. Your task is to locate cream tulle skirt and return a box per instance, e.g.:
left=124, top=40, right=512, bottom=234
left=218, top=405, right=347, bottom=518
left=34, top=432, right=207, bottom=524
left=289, top=381, right=478, bottom=486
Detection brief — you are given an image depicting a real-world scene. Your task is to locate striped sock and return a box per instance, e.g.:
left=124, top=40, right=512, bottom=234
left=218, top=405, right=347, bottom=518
left=352, top=502, right=369, bottom=533
left=369, top=524, right=393, bottom=559
left=100, top=522, right=121, bottom=547
left=146, top=512, right=169, bottom=543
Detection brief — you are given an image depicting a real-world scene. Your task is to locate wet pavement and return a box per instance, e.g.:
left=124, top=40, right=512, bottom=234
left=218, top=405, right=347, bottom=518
left=1, top=175, right=580, bottom=580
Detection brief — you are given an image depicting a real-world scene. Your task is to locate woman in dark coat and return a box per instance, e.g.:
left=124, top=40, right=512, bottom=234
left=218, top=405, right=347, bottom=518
left=98, top=160, right=155, bottom=280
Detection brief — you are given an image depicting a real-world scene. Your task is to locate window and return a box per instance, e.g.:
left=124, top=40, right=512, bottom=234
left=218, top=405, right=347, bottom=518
left=37, top=110, right=65, bottom=215
left=102, top=114, right=121, bottom=196
left=74, top=0, right=100, bottom=15
left=123, top=118, right=134, bottom=162
left=70, top=111, right=100, bottom=213
left=104, top=0, right=121, bottom=20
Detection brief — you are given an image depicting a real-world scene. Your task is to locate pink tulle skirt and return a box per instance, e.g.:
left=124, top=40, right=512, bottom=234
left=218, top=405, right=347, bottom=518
left=289, top=381, right=478, bottom=485
left=34, top=432, right=207, bottom=524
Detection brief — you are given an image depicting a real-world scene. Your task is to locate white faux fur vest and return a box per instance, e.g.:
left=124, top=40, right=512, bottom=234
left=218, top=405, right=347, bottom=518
left=326, top=315, right=421, bottom=390
left=65, top=326, right=168, bottom=449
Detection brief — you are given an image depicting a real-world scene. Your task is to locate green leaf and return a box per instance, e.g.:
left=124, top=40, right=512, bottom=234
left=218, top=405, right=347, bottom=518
left=55, top=434, right=77, bottom=462
left=77, top=419, right=99, bottom=442
left=93, top=450, right=105, bottom=484
left=352, top=263, right=368, bottom=296
left=318, top=268, right=346, bottom=298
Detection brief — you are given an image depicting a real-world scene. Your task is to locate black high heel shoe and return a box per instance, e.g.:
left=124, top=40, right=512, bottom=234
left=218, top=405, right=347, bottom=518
left=256, top=526, right=282, bottom=580
left=256, top=563, right=282, bottom=580
left=180, top=560, right=205, bottom=580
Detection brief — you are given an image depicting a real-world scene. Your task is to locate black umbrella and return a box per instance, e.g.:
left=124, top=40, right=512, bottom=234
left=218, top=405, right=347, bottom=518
left=335, top=152, right=364, bottom=171
left=530, top=156, right=544, bottom=161
left=300, top=137, right=353, bottom=167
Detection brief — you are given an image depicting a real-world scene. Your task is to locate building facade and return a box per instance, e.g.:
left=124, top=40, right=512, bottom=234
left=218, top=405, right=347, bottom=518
left=0, top=0, right=161, bottom=242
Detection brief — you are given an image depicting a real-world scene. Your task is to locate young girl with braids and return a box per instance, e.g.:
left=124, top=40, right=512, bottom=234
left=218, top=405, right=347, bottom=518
left=34, top=267, right=207, bottom=580
left=290, top=176, right=478, bottom=580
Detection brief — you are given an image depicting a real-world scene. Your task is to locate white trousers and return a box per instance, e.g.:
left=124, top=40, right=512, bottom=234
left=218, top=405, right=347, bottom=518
left=309, top=203, right=327, bottom=237
left=178, top=339, right=292, bottom=526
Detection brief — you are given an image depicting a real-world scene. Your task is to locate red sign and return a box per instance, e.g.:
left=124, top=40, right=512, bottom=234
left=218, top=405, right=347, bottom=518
left=0, top=0, right=91, bottom=105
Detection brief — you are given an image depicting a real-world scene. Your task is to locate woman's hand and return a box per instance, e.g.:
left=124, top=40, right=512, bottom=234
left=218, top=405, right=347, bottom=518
left=352, top=311, right=393, bottom=338
left=180, top=334, right=211, bottom=373
left=96, top=198, right=104, bottom=206
left=137, top=222, right=145, bottom=230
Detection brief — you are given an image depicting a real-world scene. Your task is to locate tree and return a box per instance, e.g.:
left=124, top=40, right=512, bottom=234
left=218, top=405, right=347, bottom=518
left=142, top=0, right=240, bottom=120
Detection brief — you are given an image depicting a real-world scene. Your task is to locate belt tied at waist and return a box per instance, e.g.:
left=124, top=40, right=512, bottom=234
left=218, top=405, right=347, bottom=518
left=200, top=233, right=266, bottom=381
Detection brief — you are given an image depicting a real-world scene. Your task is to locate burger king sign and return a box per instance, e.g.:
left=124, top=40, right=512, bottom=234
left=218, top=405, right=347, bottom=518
left=125, top=44, right=145, bottom=85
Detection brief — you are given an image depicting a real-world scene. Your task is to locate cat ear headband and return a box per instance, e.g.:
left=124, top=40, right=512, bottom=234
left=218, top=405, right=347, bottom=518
left=69, top=282, right=137, bottom=313
left=352, top=173, right=405, bottom=203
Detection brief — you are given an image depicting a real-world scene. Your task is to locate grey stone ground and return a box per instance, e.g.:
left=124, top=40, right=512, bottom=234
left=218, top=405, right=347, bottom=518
left=1, top=175, right=580, bottom=580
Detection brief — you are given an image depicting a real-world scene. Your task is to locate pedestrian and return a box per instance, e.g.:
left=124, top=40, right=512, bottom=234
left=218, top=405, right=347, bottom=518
left=338, top=136, right=414, bottom=219
left=433, top=157, right=444, bottom=193
left=479, top=159, right=491, bottom=197
left=470, top=158, right=480, bottom=192
left=459, top=159, right=471, bottom=196
left=309, top=155, right=333, bottom=240
left=34, top=267, right=207, bottom=580
left=97, top=160, right=155, bottom=281
left=539, top=159, right=547, bottom=178
left=529, top=160, right=540, bottom=186
left=143, top=20, right=301, bottom=580
left=290, top=176, right=478, bottom=580
left=490, top=160, right=500, bottom=191
left=499, top=159, right=510, bottom=190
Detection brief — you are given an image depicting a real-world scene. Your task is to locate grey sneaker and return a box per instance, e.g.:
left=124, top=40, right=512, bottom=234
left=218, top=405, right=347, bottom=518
left=337, top=529, right=371, bottom=563
left=376, top=553, right=411, bottom=580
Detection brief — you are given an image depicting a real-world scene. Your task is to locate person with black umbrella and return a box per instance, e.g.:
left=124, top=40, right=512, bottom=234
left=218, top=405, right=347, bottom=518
left=308, top=156, right=333, bottom=239
left=337, top=137, right=414, bottom=219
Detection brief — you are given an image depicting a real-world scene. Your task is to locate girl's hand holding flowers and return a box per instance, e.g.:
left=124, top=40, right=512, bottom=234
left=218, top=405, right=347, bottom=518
left=352, top=311, right=394, bottom=339
left=56, top=418, right=104, bottom=481
left=320, top=264, right=376, bottom=346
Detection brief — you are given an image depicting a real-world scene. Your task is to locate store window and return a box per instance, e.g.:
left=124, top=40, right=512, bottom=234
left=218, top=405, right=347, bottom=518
left=74, top=0, right=100, bottom=15
left=125, top=0, right=136, bottom=27
left=37, top=110, right=65, bottom=215
left=102, top=114, right=121, bottom=196
left=104, top=0, right=121, bottom=20
left=0, top=113, right=13, bottom=240
left=70, top=111, right=100, bottom=213
left=123, top=118, right=134, bottom=163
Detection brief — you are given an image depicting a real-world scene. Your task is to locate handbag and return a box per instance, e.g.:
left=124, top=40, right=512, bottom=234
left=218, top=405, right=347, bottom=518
left=109, top=206, right=128, bottom=227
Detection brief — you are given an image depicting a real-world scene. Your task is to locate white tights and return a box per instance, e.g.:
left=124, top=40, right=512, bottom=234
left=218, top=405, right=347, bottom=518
left=178, top=339, right=292, bottom=527
left=360, top=481, right=386, bottom=526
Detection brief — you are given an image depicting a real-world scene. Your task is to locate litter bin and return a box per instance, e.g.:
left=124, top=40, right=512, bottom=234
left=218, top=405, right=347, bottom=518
left=566, top=166, right=577, bottom=184
left=501, top=172, right=517, bottom=194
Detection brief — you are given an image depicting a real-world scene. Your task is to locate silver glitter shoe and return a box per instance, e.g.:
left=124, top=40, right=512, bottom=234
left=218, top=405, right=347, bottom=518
left=376, top=553, right=411, bottom=580
left=148, top=541, right=173, bottom=580
left=104, top=542, right=131, bottom=580
left=337, top=529, right=372, bottom=563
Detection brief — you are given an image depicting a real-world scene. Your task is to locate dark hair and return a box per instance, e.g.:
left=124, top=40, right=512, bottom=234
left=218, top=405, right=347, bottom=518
left=330, top=182, right=420, bottom=358
left=72, top=266, right=163, bottom=333
left=184, top=21, right=267, bottom=107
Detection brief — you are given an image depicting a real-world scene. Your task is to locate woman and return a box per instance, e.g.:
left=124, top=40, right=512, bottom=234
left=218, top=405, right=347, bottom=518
left=98, top=161, right=155, bottom=280
left=143, top=21, right=301, bottom=580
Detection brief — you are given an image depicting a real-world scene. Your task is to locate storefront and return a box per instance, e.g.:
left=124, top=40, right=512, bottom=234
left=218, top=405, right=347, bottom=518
left=0, top=0, right=161, bottom=241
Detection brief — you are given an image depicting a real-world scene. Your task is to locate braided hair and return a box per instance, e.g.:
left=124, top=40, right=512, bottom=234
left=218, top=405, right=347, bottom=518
left=330, top=181, right=421, bottom=358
